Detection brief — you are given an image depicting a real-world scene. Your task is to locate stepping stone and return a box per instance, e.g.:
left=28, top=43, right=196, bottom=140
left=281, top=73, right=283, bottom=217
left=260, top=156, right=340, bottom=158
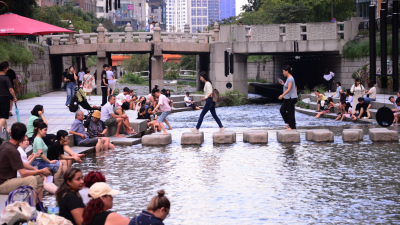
left=108, top=137, right=141, bottom=146
left=213, top=131, right=236, bottom=144
left=181, top=132, right=204, bottom=145
left=305, top=129, right=334, bottom=142
left=142, top=133, right=172, bottom=146
left=342, top=129, right=363, bottom=142
left=369, top=128, right=398, bottom=142
left=277, top=130, right=300, bottom=143
left=243, top=130, right=268, bottom=144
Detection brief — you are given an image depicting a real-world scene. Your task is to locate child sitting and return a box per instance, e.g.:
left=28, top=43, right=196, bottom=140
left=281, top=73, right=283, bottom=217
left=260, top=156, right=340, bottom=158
left=144, top=107, right=160, bottom=132
left=335, top=103, right=352, bottom=121
left=137, top=107, right=146, bottom=119
left=315, top=97, right=335, bottom=118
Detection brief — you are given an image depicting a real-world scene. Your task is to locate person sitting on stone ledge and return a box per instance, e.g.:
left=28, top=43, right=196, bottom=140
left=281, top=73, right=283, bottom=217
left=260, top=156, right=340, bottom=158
left=184, top=92, right=201, bottom=110
left=84, top=110, right=108, bottom=139
left=27, top=105, right=56, bottom=146
left=335, top=90, right=346, bottom=115
left=351, top=97, right=371, bottom=121
left=335, top=103, right=352, bottom=121
left=315, top=89, right=327, bottom=112
left=101, top=96, right=130, bottom=137
left=116, top=87, right=130, bottom=107
left=114, top=102, right=137, bottom=135
left=315, top=97, right=335, bottom=118
left=70, top=110, right=114, bottom=152
left=129, top=190, right=171, bottom=225
left=0, top=122, right=51, bottom=212
left=393, top=97, right=400, bottom=124
left=79, top=171, right=106, bottom=205
left=144, top=106, right=160, bottom=133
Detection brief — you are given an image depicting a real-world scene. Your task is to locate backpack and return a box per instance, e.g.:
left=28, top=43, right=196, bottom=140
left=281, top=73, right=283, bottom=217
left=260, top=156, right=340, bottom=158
left=5, top=186, right=45, bottom=212
left=212, top=89, right=219, bottom=103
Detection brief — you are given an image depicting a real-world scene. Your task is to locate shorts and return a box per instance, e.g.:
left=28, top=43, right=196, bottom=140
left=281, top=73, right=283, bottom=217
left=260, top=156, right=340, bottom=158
left=104, top=118, right=117, bottom=126
left=79, top=138, right=100, bottom=147
left=0, top=96, right=10, bottom=119
left=108, top=83, right=115, bottom=91
left=32, top=159, right=60, bottom=174
left=188, top=103, right=197, bottom=110
left=158, top=111, right=171, bottom=122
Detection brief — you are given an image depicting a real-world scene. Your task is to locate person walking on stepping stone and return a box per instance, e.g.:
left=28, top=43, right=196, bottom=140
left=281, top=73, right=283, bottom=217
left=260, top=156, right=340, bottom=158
left=278, top=65, right=297, bottom=130
left=190, top=71, right=226, bottom=134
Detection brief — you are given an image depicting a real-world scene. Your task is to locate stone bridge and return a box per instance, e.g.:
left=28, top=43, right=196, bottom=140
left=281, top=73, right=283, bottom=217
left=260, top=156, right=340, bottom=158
left=44, top=17, right=362, bottom=95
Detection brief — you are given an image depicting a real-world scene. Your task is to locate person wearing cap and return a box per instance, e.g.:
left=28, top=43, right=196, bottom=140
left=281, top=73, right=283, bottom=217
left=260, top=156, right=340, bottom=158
left=83, top=182, right=130, bottom=225
left=101, top=64, right=109, bottom=106
left=184, top=92, right=201, bottom=110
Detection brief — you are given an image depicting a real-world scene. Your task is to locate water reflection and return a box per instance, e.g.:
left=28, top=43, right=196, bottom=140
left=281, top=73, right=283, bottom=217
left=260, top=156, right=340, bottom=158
left=44, top=104, right=400, bottom=224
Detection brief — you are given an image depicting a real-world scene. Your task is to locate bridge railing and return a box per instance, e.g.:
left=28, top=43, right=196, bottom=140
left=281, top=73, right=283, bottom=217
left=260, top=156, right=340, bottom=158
left=43, top=22, right=219, bottom=45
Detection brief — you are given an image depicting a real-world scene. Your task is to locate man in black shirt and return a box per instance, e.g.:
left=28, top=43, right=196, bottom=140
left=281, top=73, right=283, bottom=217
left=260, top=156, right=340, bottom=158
left=101, top=64, right=109, bottom=106
left=351, top=97, right=371, bottom=121
left=4, top=62, right=19, bottom=117
left=48, top=130, right=84, bottom=170
left=0, top=62, right=17, bottom=130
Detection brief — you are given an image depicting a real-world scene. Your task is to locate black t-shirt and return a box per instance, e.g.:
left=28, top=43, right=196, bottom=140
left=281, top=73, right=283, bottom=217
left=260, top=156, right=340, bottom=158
left=0, top=75, right=12, bottom=97
left=65, top=73, right=76, bottom=83
left=88, top=211, right=113, bottom=225
left=355, top=102, right=369, bottom=117
left=47, top=141, right=64, bottom=161
left=6, top=69, right=16, bottom=88
left=101, top=70, right=108, bottom=86
left=58, top=192, right=85, bottom=225
left=144, top=113, right=151, bottom=121
left=137, top=114, right=145, bottom=119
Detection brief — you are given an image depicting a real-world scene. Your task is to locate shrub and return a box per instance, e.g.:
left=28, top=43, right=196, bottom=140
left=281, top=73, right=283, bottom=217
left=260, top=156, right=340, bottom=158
left=0, top=39, right=34, bottom=65
left=247, top=78, right=269, bottom=83
left=222, top=89, right=247, bottom=106
left=18, top=92, right=40, bottom=100
left=118, top=71, right=147, bottom=85
left=177, top=81, right=196, bottom=87
left=312, top=84, right=326, bottom=94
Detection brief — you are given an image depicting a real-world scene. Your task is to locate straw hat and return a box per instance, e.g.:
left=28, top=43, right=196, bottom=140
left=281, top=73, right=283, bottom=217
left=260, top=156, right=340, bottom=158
left=92, top=110, right=101, bottom=119
left=89, top=182, right=119, bottom=200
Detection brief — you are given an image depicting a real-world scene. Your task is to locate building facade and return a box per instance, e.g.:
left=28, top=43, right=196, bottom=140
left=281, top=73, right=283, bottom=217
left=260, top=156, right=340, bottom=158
left=219, top=0, right=235, bottom=20
left=36, top=0, right=64, bottom=7
left=166, top=0, right=189, bottom=32
left=207, top=0, right=219, bottom=24
left=72, top=0, right=97, bottom=13
left=189, top=0, right=208, bottom=33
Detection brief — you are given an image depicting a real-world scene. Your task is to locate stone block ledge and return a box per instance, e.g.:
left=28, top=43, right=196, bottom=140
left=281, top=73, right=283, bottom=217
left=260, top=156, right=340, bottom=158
left=342, top=129, right=363, bottom=142
left=305, top=129, right=334, bottom=142
left=181, top=132, right=204, bottom=145
left=369, top=128, right=399, bottom=142
left=142, top=133, right=172, bottom=146
left=277, top=130, right=300, bottom=143
left=213, top=131, right=236, bottom=144
left=243, top=130, right=268, bottom=144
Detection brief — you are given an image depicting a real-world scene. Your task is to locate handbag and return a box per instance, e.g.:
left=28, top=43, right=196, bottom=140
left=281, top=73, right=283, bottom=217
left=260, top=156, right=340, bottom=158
left=0, top=201, right=32, bottom=225
left=212, top=88, right=219, bottom=103
left=0, top=127, right=10, bottom=143
left=36, top=212, right=73, bottom=225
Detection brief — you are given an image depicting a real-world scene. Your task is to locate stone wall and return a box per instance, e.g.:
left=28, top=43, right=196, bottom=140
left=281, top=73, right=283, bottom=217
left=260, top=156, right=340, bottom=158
left=247, top=60, right=274, bottom=82
left=251, top=25, right=280, bottom=42
left=7, top=40, right=71, bottom=95
left=306, top=22, right=337, bottom=40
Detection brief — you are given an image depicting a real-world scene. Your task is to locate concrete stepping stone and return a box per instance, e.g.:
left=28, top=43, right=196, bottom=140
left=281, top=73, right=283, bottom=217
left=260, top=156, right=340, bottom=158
left=142, top=133, right=172, bottom=146
left=369, top=128, right=398, bottom=142
left=277, top=130, right=300, bottom=143
left=305, top=129, right=334, bottom=142
left=213, top=131, right=236, bottom=144
left=342, top=129, right=363, bottom=142
left=243, top=130, right=268, bottom=144
left=108, top=137, right=142, bottom=146
left=181, top=132, right=204, bottom=145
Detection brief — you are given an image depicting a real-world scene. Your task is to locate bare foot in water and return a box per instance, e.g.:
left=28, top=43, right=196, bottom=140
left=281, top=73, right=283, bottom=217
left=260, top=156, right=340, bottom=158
left=115, top=134, right=125, bottom=137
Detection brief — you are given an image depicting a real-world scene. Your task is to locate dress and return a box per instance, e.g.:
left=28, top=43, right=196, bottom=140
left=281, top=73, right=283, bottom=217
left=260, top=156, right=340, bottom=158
left=83, top=74, right=94, bottom=93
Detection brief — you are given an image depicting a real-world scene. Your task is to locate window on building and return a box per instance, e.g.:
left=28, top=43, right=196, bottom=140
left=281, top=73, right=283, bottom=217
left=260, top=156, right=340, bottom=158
left=197, top=8, right=201, bottom=15
left=192, top=27, right=196, bottom=33
left=203, top=8, right=207, bottom=16
left=192, top=18, right=196, bottom=25
left=97, top=6, right=104, bottom=12
left=197, top=17, right=201, bottom=25
left=203, top=17, right=207, bottom=24
left=191, top=0, right=195, bottom=6
left=197, top=0, right=201, bottom=6
left=192, top=8, right=196, bottom=16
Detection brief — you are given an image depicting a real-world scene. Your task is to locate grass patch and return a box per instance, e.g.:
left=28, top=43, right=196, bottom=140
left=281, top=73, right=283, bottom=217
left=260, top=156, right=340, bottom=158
left=118, top=71, right=148, bottom=85
left=0, top=38, right=34, bottom=65
left=247, top=78, right=269, bottom=83
left=342, top=36, right=400, bottom=59
left=177, top=81, right=196, bottom=87
left=18, top=92, right=40, bottom=100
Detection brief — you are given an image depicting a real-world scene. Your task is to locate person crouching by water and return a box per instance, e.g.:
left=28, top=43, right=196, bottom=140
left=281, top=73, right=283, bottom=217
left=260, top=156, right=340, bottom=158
left=278, top=65, right=297, bottom=130
left=83, top=182, right=130, bottom=225
left=129, top=190, right=171, bottom=225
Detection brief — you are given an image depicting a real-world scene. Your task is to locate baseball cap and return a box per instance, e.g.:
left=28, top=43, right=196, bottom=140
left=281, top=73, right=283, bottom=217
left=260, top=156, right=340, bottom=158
left=89, top=182, right=119, bottom=200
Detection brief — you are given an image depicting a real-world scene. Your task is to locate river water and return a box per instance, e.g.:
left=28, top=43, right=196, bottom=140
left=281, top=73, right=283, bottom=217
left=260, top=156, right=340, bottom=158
left=56, top=104, right=400, bottom=224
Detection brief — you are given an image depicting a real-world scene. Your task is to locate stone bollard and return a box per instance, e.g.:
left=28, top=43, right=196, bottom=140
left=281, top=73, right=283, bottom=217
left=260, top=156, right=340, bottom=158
left=213, top=22, right=219, bottom=42
left=82, top=35, right=90, bottom=44
left=52, top=36, right=60, bottom=45
left=97, top=23, right=105, bottom=43
left=369, top=128, right=398, bottom=142
left=181, top=132, right=204, bottom=145
left=153, top=23, right=161, bottom=42
left=305, top=129, right=334, bottom=142
left=213, top=131, right=236, bottom=144
left=66, top=24, right=77, bottom=45
left=142, top=133, right=172, bottom=146
left=342, top=129, right=363, bottom=142
left=277, top=130, right=300, bottom=143
left=243, top=130, right=268, bottom=144
left=184, top=23, right=190, bottom=42
left=125, top=23, right=133, bottom=42
left=176, top=28, right=182, bottom=43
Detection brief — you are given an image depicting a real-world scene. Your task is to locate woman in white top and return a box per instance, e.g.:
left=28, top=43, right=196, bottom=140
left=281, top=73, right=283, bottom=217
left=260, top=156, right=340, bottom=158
left=323, top=68, right=335, bottom=92
left=190, top=71, right=225, bottom=133
left=350, top=78, right=365, bottom=112
left=364, top=82, right=376, bottom=102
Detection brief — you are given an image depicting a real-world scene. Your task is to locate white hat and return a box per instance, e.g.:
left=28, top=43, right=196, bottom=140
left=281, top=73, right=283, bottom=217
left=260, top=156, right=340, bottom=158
left=89, top=182, right=119, bottom=200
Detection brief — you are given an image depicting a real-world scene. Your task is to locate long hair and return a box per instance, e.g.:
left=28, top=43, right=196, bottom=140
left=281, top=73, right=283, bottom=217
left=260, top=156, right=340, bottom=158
left=199, top=71, right=211, bottom=84
left=33, top=122, right=47, bottom=138
left=56, top=168, right=82, bottom=202
left=31, top=105, right=43, bottom=117
left=83, top=171, right=106, bottom=188
left=83, top=198, right=105, bottom=225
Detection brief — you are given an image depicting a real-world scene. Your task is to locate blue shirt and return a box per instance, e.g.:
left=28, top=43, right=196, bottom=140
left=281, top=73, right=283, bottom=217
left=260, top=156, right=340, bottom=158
left=284, top=76, right=297, bottom=99
left=333, top=86, right=341, bottom=98
left=71, top=119, right=89, bottom=145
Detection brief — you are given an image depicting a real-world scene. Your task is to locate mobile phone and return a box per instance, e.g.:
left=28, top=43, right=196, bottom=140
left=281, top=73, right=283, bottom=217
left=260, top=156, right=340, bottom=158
left=39, top=152, right=43, bottom=156
left=277, top=78, right=283, bottom=83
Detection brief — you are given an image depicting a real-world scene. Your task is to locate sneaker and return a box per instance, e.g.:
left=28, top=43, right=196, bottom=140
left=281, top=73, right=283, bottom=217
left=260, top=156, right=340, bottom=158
left=217, top=128, right=226, bottom=133
left=66, top=105, right=69, bottom=107
left=190, top=128, right=199, bottom=133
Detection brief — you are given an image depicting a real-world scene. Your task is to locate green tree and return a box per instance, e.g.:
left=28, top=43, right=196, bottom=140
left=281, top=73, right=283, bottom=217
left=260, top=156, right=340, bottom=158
left=0, top=0, right=37, bottom=18
left=179, top=55, right=196, bottom=70
left=164, top=62, right=180, bottom=80
left=121, top=54, right=149, bottom=72
left=273, top=2, right=310, bottom=24
left=241, top=0, right=263, bottom=12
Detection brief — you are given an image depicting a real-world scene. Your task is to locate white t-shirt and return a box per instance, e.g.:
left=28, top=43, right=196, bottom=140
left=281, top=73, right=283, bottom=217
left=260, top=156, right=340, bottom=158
left=204, top=82, right=213, bottom=98
left=116, top=93, right=126, bottom=107
left=100, top=102, right=114, bottom=121
left=368, top=86, right=376, bottom=99
left=106, top=71, right=114, bottom=84
left=78, top=72, right=85, bottom=81
left=158, top=94, right=171, bottom=112
left=17, top=146, right=28, bottom=177
left=150, top=24, right=154, bottom=33
left=79, top=187, right=90, bottom=205
left=184, top=96, right=192, bottom=106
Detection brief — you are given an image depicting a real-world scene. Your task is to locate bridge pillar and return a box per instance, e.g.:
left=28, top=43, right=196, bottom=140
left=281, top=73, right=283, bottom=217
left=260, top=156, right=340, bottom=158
left=96, top=49, right=107, bottom=95
left=196, top=53, right=210, bottom=92
left=150, top=55, right=164, bottom=91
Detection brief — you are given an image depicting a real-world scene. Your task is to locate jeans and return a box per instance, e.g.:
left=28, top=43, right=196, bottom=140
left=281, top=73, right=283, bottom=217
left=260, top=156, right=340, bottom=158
left=196, top=97, right=223, bottom=129
left=280, top=98, right=297, bottom=129
left=66, top=82, right=76, bottom=106
left=363, top=97, right=375, bottom=102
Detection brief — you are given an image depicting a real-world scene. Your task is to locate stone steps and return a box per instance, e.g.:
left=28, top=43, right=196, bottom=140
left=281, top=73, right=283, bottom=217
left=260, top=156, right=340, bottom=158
left=308, top=102, right=379, bottom=119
